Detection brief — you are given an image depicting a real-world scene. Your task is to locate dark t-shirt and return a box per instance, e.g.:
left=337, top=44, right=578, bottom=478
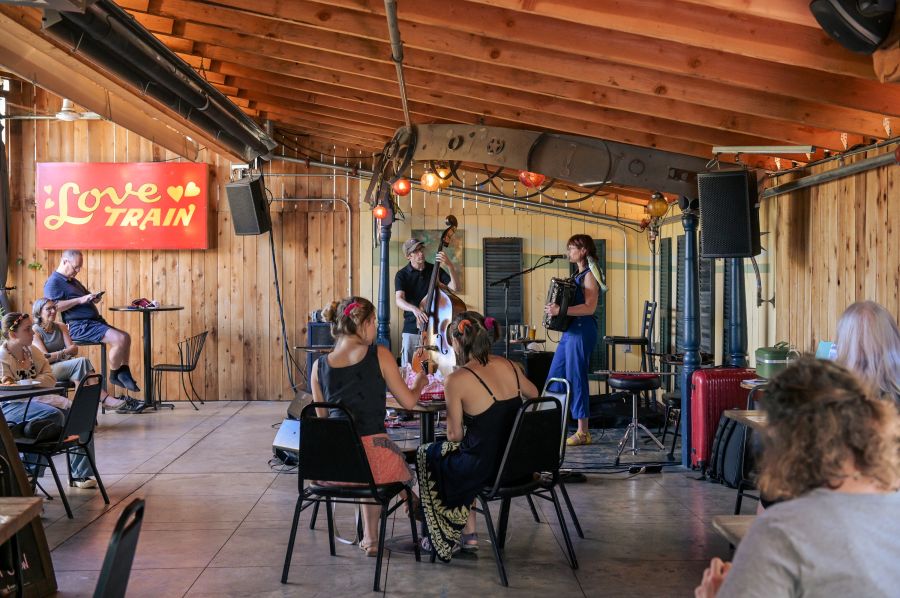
left=394, top=262, right=450, bottom=334
left=43, top=271, right=101, bottom=322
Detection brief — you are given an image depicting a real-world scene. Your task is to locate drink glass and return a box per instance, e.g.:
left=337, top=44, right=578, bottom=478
left=528, top=327, right=537, bottom=341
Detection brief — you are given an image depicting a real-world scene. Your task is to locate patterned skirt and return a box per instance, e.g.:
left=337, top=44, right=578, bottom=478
left=416, top=440, right=471, bottom=562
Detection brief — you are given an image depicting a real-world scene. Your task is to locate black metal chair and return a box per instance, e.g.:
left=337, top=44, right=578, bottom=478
left=281, top=402, right=419, bottom=592
left=539, top=377, right=584, bottom=538
left=150, top=330, right=208, bottom=411
left=465, top=397, right=578, bottom=587
left=16, top=373, right=110, bottom=518
left=93, top=498, right=145, bottom=598
left=75, top=340, right=109, bottom=413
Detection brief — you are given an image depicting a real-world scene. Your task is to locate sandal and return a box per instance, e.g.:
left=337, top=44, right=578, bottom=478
left=566, top=431, right=592, bottom=446
left=359, top=540, right=378, bottom=557
left=460, top=532, right=479, bottom=552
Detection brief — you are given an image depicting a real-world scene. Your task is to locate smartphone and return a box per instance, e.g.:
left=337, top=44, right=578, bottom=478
left=92, top=291, right=106, bottom=302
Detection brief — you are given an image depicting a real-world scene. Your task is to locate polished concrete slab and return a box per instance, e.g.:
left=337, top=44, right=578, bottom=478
left=42, top=401, right=744, bottom=597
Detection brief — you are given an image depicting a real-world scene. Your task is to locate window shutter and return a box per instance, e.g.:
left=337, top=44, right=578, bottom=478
left=483, top=238, right=524, bottom=354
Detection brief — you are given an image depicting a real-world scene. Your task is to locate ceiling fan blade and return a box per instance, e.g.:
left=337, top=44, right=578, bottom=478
left=79, top=112, right=102, bottom=120
left=0, top=115, right=56, bottom=120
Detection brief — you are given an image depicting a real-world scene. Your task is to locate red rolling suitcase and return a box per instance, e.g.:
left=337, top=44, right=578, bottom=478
left=690, top=367, right=756, bottom=470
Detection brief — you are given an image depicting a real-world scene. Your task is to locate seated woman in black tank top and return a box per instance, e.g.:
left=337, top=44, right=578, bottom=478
left=416, top=311, right=539, bottom=561
left=311, top=297, right=428, bottom=556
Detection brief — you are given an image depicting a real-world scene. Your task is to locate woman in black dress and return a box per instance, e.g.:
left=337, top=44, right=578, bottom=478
left=416, top=311, right=539, bottom=560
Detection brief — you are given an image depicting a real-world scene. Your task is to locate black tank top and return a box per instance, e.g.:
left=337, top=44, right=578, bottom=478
left=316, top=345, right=387, bottom=436
left=457, top=360, right=523, bottom=471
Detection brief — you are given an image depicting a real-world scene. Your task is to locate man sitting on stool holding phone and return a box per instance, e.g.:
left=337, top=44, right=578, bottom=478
left=44, top=250, right=143, bottom=413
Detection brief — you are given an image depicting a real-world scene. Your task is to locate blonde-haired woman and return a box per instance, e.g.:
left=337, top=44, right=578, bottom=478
left=311, top=296, right=427, bottom=556
left=834, top=300, right=900, bottom=404
left=695, top=357, right=900, bottom=597
left=417, top=310, right=539, bottom=561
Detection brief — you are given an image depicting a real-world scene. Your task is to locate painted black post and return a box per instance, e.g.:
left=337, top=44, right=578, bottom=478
left=375, top=184, right=394, bottom=348
left=680, top=202, right=701, bottom=467
left=727, top=257, right=748, bottom=367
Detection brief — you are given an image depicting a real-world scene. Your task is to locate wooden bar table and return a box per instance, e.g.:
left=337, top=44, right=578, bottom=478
left=109, top=305, right=184, bottom=412
left=385, top=396, right=446, bottom=444
left=724, top=409, right=768, bottom=432
left=0, top=497, right=43, bottom=598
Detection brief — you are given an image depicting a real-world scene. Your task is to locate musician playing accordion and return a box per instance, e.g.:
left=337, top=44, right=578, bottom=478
left=543, top=234, right=604, bottom=447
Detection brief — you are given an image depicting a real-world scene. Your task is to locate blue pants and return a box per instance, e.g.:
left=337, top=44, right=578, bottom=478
left=546, top=317, right=597, bottom=421
left=3, top=400, right=93, bottom=479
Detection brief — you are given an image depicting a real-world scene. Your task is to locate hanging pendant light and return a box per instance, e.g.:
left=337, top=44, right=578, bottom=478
left=518, top=170, right=546, bottom=188
left=392, top=177, right=411, bottom=196
left=435, top=165, right=452, bottom=189
left=420, top=166, right=441, bottom=193
left=373, top=203, right=388, bottom=220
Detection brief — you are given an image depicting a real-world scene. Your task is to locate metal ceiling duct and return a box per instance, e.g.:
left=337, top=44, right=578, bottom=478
left=41, top=0, right=276, bottom=161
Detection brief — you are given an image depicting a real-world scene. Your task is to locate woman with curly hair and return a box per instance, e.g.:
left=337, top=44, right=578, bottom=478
left=311, top=296, right=428, bottom=556
left=416, top=311, right=539, bottom=560
left=695, top=357, right=900, bottom=597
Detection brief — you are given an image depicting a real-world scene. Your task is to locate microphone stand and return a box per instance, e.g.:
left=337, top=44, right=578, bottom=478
left=489, top=255, right=559, bottom=359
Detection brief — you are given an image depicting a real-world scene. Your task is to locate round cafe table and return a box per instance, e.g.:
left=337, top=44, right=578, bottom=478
left=110, top=305, right=184, bottom=412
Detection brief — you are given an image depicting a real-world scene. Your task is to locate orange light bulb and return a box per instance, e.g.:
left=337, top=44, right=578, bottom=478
left=420, top=170, right=441, bottom=192
left=373, top=204, right=388, bottom=220
left=518, top=170, right=546, bottom=188
left=435, top=166, right=452, bottom=188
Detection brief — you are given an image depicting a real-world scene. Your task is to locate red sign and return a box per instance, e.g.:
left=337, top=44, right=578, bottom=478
left=36, top=162, right=209, bottom=250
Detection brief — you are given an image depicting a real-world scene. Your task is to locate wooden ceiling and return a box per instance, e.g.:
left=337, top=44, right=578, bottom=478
left=107, top=0, right=899, bottom=164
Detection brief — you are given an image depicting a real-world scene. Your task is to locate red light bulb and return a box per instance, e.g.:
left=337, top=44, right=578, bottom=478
left=392, top=177, right=411, bottom=196
left=373, top=204, right=388, bottom=220
left=518, top=170, right=546, bottom=188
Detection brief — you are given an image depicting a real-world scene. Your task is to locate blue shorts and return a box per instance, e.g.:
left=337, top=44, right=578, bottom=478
left=67, top=317, right=110, bottom=344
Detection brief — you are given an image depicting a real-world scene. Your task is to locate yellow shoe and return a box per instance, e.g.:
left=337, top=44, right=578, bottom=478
left=566, top=431, right=592, bottom=446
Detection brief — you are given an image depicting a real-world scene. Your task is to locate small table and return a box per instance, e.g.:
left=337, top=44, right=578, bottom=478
left=0, top=497, right=43, bottom=598
left=712, top=514, right=755, bottom=547
left=724, top=409, right=768, bottom=432
left=110, top=305, right=184, bottom=411
left=386, top=396, right=446, bottom=444
left=0, top=385, right=64, bottom=404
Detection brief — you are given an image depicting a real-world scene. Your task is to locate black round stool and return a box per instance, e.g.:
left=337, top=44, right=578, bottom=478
left=608, top=373, right=664, bottom=465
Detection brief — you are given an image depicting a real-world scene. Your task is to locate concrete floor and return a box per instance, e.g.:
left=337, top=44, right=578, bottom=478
left=39, top=401, right=743, bottom=597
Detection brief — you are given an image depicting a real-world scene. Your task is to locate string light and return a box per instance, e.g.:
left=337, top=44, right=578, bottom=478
left=392, top=177, right=411, bottom=196
left=518, top=170, right=546, bottom=188
left=420, top=165, right=441, bottom=192
left=373, top=203, right=388, bottom=220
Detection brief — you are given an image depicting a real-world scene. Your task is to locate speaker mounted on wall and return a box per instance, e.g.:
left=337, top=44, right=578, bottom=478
left=226, top=174, right=271, bottom=235
left=809, top=0, right=896, bottom=54
left=698, top=170, right=761, bottom=259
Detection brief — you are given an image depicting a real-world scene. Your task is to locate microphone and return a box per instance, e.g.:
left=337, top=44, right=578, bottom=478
left=543, top=254, right=566, bottom=261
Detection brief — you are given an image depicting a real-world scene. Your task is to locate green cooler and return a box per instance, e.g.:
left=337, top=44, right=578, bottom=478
left=755, top=342, right=798, bottom=379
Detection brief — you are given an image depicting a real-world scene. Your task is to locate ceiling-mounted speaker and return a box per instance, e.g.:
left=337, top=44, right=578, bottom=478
left=809, top=0, right=896, bottom=54
left=226, top=175, right=271, bottom=235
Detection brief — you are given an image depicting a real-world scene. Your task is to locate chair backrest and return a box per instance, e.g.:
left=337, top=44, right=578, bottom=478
left=64, top=373, right=103, bottom=444
left=641, top=301, right=657, bottom=349
left=486, top=397, right=562, bottom=496
left=178, top=331, right=209, bottom=372
left=93, top=498, right=145, bottom=598
left=541, top=377, right=571, bottom=465
left=297, top=402, right=378, bottom=491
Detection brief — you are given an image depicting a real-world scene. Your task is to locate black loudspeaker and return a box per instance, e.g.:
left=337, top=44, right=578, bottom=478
left=809, top=0, right=895, bottom=54
left=511, top=350, right=554, bottom=392
left=226, top=175, right=271, bottom=235
left=698, top=170, right=761, bottom=258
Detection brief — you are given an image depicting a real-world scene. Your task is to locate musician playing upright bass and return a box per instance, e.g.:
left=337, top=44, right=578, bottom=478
left=544, top=234, right=605, bottom=447
left=395, top=238, right=459, bottom=367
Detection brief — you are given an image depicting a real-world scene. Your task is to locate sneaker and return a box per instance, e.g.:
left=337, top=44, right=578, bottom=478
left=70, top=477, right=97, bottom=489
left=566, top=431, right=592, bottom=446
left=116, top=397, right=145, bottom=414
left=102, top=396, right=126, bottom=410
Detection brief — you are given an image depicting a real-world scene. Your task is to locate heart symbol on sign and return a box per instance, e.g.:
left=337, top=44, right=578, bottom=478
left=44, top=198, right=55, bottom=209
left=184, top=181, right=201, bottom=197
left=167, top=186, right=184, bottom=202
left=43, top=185, right=52, bottom=194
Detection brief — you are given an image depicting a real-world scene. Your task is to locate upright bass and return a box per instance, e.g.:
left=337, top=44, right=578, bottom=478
left=412, top=215, right=467, bottom=377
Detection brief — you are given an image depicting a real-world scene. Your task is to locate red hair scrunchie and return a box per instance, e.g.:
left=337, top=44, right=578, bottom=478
left=343, top=301, right=360, bottom=317
left=457, top=319, right=473, bottom=334
left=484, top=317, right=496, bottom=331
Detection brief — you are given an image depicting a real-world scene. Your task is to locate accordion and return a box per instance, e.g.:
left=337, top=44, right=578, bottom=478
left=543, top=277, right=576, bottom=332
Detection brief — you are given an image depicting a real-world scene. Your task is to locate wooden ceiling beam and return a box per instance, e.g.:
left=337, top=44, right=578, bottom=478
left=146, top=0, right=888, bottom=139
left=201, top=0, right=897, bottom=117
left=210, top=49, right=861, bottom=152
left=452, top=0, right=871, bottom=79
left=260, top=111, right=392, bottom=144
left=675, top=0, right=820, bottom=28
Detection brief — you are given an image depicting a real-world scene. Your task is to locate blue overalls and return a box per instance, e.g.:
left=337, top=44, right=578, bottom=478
left=546, top=268, right=598, bottom=420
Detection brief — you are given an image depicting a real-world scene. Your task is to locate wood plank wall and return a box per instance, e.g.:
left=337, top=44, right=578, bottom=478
left=772, top=142, right=899, bottom=351
left=3, top=85, right=359, bottom=402
left=358, top=180, right=651, bottom=371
